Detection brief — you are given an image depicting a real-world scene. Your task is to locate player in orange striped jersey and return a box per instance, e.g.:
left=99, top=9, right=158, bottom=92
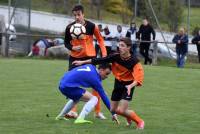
left=73, top=37, right=145, bottom=129
left=64, top=5, right=107, bottom=119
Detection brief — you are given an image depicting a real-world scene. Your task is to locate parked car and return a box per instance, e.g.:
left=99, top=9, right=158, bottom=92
left=6, top=23, right=16, bottom=41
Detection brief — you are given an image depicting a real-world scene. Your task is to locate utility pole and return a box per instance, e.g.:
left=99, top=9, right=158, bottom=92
left=8, top=0, right=11, bottom=24
left=187, top=0, right=190, bottom=35
left=134, top=0, right=138, bottom=20
left=27, top=0, right=32, bottom=54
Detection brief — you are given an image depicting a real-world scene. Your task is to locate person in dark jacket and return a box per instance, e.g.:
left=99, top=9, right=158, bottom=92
left=137, top=19, right=156, bottom=65
left=191, top=30, right=200, bottom=63
left=172, top=28, right=188, bottom=68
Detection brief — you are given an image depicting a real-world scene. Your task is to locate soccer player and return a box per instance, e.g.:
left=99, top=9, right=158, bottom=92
left=73, top=37, right=145, bottom=129
left=64, top=5, right=107, bottom=119
left=55, top=64, right=118, bottom=124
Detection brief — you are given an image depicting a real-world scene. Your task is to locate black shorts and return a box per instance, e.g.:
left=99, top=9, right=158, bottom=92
left=111, top=79, right=135, bottom=101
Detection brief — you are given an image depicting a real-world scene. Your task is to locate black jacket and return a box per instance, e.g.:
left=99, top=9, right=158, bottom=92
left=192, top=35, right=200, bottom=45
left=137, top=24, right=156, bottom=41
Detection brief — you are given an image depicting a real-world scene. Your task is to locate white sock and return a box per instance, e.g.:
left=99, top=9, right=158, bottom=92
left=58, top=99, right=76, bottom=117
left=78, top=96, right=98, bottom=119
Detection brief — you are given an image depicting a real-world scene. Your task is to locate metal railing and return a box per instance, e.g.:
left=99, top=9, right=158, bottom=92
left=0, top=30, right=196, bottom=65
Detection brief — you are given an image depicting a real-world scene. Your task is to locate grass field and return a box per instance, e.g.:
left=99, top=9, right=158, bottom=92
left=0, top=58, right=200, bottom=134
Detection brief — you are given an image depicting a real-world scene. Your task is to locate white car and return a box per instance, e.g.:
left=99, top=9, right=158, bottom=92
left=6, top=23, right=16, bottom=41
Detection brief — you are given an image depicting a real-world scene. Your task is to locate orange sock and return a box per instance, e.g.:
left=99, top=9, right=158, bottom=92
left=116, top=109, right=143, bottom=124
left=129, top=111, right=143, bottom=124
left=92, top=90, right=101, bottom=114
left=71, top=105, right=77, bottom=112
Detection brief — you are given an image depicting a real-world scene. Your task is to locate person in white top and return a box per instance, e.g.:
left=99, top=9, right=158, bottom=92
left=126, top=22, right=137, bottom=56
left=103, top=26, right=115, bottom=55
left=115, top=25, right=124, bottom=41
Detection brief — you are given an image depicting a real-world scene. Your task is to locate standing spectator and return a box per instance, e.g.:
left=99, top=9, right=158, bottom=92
left=126, top=22, right=137, bottom=56
left=98, top=24, right=104, bottom=33
left=64, top=5, right=107, bottom=119
left=172, top=28, right=188, bottom=68
left=137, top=19, right=156, bottom=65
left=103, top=26, right=114, bottom=55
left=113, top=25, right=124, bottom=52
left=95, top=24, right=104, bottom=57
left=115, top=25, right=124, bottom=41
left=192, top=30, right=200, bottom=63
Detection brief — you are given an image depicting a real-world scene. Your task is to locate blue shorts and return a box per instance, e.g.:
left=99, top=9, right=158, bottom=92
left=59, top=86, right=86, bottom=101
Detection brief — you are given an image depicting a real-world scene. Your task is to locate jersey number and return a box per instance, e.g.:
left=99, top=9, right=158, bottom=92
left=77, top=66, right=91, bottom=72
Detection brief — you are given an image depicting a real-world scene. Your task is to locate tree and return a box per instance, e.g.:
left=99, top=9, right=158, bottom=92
left=166, top=0, right=183, bottom=32
left=104, top=0, right=132, bottom=24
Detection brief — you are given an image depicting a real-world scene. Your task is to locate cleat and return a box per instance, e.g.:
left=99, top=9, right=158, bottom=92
left=136, top=120, right=145, bottom=130
left=65, top=111, right=78, bottom=119
left=95, top=112, right=107, bottom=120
left=55, top=116, right=69, bottom=121
left=74, top=118, right=93, bottom=124
left=112, top=114, right=120, bottom=125
left=126, top=118, right=132, bottom=127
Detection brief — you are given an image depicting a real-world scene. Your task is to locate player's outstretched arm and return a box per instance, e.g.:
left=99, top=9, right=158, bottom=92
left=72, top=59, right=92, bottom=66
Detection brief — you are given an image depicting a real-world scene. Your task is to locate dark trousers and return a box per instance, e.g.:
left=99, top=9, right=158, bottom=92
left=139, top=43, right=152, bottom=65
left=197, top=45, right=200, bottom=63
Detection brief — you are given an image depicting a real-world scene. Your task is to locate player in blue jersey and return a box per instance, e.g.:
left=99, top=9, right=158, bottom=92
left=56, top=64, right=118, bottom=124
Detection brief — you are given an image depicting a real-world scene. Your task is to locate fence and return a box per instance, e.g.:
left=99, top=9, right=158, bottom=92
left=1, top=27, right=197, bottom=65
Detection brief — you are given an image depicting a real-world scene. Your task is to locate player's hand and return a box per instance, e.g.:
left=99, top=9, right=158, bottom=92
left=198, top=41, right=200, bottom=44
left=72, top=60, right=84, bottom=66
left=72, top=45, right=82, bottom=51
left=126, top=85, right=132, bottom=96
left=112, top=114, right=120, bottom=125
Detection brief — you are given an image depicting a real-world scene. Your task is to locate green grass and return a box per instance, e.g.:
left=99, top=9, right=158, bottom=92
left=0, top=58, right=200, bottom=134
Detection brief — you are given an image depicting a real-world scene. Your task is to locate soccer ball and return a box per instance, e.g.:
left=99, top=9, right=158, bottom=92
left=70, top=23, right=86, bottom=39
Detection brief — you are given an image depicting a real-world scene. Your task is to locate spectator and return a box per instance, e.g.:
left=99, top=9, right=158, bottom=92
left=53, top=38, right=64, bottom=46
left=172, top=27, right=188, bottom=68
left=191, top=30, right=200, bottom=63
left=95, top=24, right=104, bottom=57
left=103, top=26, right=115, bottom=55
left=137, top=19, right=156, bottom=65
left=115, top=25, right=124, bottom=41
left=28, top=38, right=54, bottom=56
left=126, top=22, right=137, bottom=56
left=98, top=24, right=104, bottom=33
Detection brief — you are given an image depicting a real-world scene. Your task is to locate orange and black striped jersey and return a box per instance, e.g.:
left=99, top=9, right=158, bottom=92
left=91, top=53, right=144, bottom=86
left=64, top=20, right=107, bottom=58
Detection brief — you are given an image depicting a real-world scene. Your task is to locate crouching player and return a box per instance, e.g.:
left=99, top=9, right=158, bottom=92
left=56, top=64, right=118, bottom=124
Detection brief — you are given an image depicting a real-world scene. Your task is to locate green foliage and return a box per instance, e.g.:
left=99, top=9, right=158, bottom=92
left=103, top=0, right=132, bottom=23
left=166, top=0, right=184, bottom=32
left=192, top=26, right=200, bottom=36
left=0, top=0, right=198, bottom=33
left=136, top=0, right=184, bottom=32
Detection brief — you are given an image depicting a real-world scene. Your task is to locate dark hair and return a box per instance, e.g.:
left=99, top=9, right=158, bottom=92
left=120, top=37, right=132, bottom=47
left=72, top=5, right=84, bottom=13
left=98, top=63, right=111, bottom=70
